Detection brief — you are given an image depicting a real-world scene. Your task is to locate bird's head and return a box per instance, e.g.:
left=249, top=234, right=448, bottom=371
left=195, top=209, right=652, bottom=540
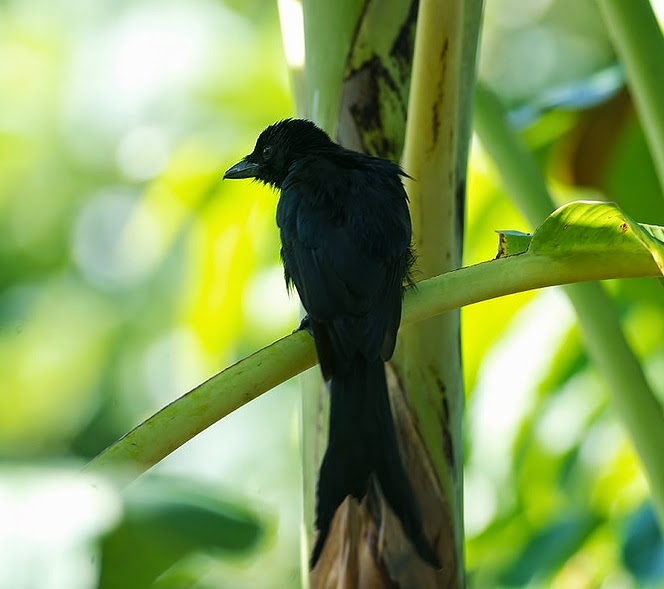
left=223, top=118, right=333, bottom=188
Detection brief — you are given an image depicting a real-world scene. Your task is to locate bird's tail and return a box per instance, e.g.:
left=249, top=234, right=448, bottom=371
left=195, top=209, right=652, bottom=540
left=311, top=356, right=439, bottom=568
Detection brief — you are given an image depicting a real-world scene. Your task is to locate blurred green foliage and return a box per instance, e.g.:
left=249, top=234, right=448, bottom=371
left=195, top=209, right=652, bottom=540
left=0, top=0, right=299, bottom=587
left=0, top=0, right=663, bottom=587
left=98, top=476, right=263, bottom=589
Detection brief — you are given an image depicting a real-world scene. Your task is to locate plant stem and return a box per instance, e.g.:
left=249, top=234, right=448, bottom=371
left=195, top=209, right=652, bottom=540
left=598, top=0, right=664, bottom=195
left=474, top=83, right=664, bottom=531
left=85, top=248, right=661, bottom=482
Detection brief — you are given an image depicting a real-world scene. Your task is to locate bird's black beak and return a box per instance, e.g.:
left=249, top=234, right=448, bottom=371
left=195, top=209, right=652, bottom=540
left=223, top=158, right=260, bottom=180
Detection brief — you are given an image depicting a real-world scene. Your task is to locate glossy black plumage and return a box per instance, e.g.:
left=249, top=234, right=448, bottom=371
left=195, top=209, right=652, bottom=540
left=224, top=118, right=438, bottom=568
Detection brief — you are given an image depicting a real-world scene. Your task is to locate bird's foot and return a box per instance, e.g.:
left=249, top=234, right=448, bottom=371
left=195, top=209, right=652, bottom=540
left=293, top=314, right=313, bottom=336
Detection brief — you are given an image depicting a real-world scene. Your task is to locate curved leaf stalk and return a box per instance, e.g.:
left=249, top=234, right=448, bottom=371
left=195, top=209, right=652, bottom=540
left=86, top=202, right=663, bottom=487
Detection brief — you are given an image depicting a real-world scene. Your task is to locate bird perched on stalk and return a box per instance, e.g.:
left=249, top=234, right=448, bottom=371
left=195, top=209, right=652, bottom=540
left=224, top=118, right=439, bottom=568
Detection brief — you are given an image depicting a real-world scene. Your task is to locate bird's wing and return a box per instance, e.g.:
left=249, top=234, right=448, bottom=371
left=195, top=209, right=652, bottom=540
left=278, top=174, right=408, bottom=368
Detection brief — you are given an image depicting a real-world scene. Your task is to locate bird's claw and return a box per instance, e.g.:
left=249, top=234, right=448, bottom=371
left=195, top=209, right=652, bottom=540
left=294, top=315, right=313, bottom=336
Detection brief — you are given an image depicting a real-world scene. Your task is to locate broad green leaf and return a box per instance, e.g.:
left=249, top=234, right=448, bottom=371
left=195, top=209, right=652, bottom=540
left=499, top=201, right=664, bottom=274
left=498, top=513, right=601, bottom=586
left=98, top=476, right=263, bottom=589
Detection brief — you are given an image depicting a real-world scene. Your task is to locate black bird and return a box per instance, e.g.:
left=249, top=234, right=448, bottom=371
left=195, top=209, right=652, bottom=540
left=224, top=118, right=438, bottom=568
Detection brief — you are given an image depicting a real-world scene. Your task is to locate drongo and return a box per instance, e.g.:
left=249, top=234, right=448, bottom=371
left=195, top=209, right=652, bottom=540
left=224, top=118, right=438, bottom=568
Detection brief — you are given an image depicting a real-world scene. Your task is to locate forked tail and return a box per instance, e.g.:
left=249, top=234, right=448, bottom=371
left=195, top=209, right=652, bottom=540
left=310, top=356, right=439, bottom=568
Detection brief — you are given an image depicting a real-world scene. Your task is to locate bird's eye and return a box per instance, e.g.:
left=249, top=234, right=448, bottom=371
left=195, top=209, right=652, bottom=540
left=262, top=146, right=273, bottom=160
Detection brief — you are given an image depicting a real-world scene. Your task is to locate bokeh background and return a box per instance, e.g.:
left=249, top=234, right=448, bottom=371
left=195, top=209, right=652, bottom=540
left=1, top=0, right=663, bottom=587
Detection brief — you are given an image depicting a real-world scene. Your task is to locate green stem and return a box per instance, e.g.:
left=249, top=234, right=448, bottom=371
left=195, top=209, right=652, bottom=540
left=397, top=1, right=475, bottom=579
left=474, top=83, right=664, bottom=531
left=86, top=332, right=317, bottom=474
left=473, top=85, right=553, bottom=222
left=565, top=282, right=664, bottom=510
left=598, top=0, right=664, bottom=194
left=85, top=249, right=660, bottom=482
